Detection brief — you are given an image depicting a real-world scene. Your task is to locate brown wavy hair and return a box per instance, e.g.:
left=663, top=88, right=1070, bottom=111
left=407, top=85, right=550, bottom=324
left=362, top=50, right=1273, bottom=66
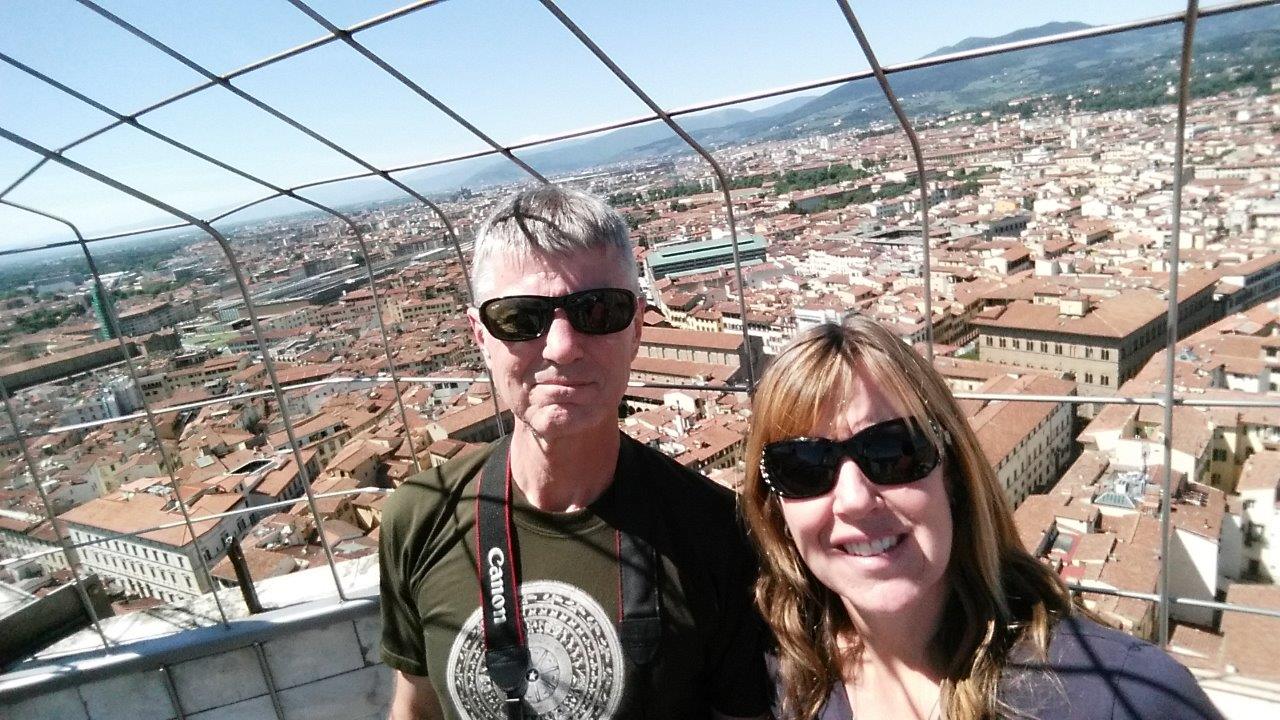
left=740, top=319, right=1074, bottom=720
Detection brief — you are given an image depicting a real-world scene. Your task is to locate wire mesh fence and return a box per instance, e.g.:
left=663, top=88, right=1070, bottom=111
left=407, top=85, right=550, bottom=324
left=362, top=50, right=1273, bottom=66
left=1, top=0, right=1278, bottom=704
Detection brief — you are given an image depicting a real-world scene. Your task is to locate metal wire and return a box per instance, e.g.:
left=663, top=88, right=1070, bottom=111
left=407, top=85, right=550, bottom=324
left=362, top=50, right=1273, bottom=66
left=538, top=0, right=759, bottom=387
left=0, top=487, right=391, bottom=570
left=834, top=0, right=936, bottom=362
left=0, top=127, right=353, bottom=603
left=0, top=49, right=438, bottom=476
left=0, top=375, right=111, bottom=649
left=5, top=0, right=1272, bottom=258
left=1157, top=0, right=1201, bottom=648
left=0, top=0, right=456, bottom=204
left=283, top=0, right=547, bottom=183
left=0, top=198, right=232, bottom=627
left=1070, top=583, right=1280, bottom=620
left=6, top=374, right=1280, bottom=448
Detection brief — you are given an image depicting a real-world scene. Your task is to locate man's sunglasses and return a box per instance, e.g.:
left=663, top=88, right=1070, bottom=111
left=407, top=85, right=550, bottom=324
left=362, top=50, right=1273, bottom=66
left=759, top=418, right=946, bottom=499
left=478, top=288, right=637, bottom=342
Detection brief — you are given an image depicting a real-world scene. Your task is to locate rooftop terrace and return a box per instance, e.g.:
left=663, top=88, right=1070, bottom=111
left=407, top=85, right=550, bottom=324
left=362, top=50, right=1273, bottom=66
left=3, top=0, right=1280, bottom=717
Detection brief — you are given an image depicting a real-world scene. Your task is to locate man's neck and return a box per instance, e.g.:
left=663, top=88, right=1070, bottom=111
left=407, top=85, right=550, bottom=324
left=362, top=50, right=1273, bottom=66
left=508, top=422, right=620, bottom=512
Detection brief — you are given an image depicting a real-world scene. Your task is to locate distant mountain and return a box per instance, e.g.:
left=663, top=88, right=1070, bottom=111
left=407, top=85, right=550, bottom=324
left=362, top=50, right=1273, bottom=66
left=923, top=21, right=1090, bottom=57
left=398, top=5, right=1280, bottom=194
left=399, top=94, right=814, bottom=191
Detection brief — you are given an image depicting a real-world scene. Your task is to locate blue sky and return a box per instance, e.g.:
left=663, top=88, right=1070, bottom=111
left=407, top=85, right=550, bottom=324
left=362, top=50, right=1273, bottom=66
left=0, top=0, right=1190, bottom=250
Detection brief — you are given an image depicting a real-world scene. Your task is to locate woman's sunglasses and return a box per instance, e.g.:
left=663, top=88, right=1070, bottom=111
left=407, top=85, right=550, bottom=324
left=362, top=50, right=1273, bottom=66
left=759, top=418, right=945, bottom=499
left=478, top=288, right=637, bottom=342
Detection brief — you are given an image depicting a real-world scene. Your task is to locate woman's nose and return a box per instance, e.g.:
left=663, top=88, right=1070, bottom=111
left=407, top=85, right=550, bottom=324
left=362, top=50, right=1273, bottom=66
left=830, top=458, right=882, bottom=518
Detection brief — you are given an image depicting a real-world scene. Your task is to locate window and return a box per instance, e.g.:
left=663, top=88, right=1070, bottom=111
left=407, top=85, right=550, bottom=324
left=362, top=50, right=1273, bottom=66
left=1085, top=373, right=1094, bottom=384
left=1101, top=349, right=1111, bottom=360
left=1085, top=347, right=1093, bottom=359
left=999, top=338, right=1007, bottom=348
left=1040, top=341, right=1049, bottom=352
left=1212, top=448, right=1227, bottom=462
left=1055, top=344, right=1063, bottom=354
left=1101, top=376, right=1109, bottom=386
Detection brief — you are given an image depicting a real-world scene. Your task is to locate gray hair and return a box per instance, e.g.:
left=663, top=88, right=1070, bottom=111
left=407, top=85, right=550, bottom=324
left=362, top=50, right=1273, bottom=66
left=470, top=185, right=639, bottom=301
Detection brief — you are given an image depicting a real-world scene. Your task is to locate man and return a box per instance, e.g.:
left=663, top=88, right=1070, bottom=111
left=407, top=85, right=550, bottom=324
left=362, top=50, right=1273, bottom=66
left=380, top=185, right=771, bottom=720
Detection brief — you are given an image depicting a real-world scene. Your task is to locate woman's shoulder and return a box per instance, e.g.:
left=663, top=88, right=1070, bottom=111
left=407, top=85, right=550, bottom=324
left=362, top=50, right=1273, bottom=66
left=1002, top=614, right=1223, bottom=720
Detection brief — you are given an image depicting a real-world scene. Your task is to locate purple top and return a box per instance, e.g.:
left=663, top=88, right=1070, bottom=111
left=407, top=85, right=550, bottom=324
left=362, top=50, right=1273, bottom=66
left=778, top=616, right=1223, bottom=720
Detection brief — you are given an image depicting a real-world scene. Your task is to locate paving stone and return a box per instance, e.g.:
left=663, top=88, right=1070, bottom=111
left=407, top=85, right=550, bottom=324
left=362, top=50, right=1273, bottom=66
left=261, top=621, right=363, bottom=690
left=187, top=694, right=277, bottom=720
left=277, top=664, right=391, bottom=720
left=168, top=646, right=269, bottom=714
left=79, top=669, right=175, bottom=720
left=2, top=687, right=90, bottom=720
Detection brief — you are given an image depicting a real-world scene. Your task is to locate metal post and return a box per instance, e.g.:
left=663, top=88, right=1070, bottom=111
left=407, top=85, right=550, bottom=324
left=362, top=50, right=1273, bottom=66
left=833, top=0, right=936, bottom=361
left=159, top=665, right=189, bottom=720
left=253, top=641, right=288, bottom=720
left=1158, top=0, right=1200, bottom=648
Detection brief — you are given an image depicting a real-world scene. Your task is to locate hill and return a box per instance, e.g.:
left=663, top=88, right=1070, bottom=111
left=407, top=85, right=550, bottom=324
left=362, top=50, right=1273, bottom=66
left=399, top=5, right=1280, bottom=193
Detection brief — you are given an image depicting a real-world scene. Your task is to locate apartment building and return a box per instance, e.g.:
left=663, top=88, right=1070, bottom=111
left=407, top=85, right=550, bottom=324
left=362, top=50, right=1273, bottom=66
left=639, top=326, right=764, bottom=381
left=0, top=512, right=70, bottom=573
left=115, top=301, right=176, bottom=337
left=1239, top=451, right=1280, bottom=582
left=1014, top=457, right=1228, bottom=634
left=973, top=273, right=1218, bottom=395
left=168, top=354, right=248, bottom=393
left=58, top=484, right=247, bottom=602
left=643, top=233, right=767, bottom=281
left=964, top=373, right=1076, bottom=508
left=1080, top=404, right=1214, bottom=490
left=390, top=295, right=457, bottom=324
left=1216, top=254, right=1280, bottom=315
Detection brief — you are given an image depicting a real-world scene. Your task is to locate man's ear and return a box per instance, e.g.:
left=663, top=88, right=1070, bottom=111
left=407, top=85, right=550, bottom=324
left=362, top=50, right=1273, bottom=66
left=631, top=295, right=645, bottom=347
left=466, top=307, right=488, bottom=354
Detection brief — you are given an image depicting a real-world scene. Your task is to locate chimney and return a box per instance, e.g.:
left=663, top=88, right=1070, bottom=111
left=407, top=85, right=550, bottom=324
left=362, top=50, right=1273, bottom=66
left=1059, top=292, right=1091, bottom=317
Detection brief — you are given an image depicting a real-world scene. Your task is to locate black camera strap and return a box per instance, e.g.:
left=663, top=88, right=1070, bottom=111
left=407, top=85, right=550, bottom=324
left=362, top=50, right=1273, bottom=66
left=475, top=437, right=661, bottom=719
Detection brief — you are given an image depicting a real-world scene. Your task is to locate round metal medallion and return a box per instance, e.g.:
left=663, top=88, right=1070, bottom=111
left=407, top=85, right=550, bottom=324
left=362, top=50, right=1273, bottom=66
left=446, top=580, right=625, bottom=720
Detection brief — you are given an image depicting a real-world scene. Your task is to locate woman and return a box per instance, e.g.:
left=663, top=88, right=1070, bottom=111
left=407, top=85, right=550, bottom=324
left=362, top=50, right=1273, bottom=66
left=740, top=320, right=1222, bottom=720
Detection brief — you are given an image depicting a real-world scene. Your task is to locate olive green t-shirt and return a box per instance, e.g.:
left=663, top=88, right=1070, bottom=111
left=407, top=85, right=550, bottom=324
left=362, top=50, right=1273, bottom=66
left=379, top=434, right=770, bottom=720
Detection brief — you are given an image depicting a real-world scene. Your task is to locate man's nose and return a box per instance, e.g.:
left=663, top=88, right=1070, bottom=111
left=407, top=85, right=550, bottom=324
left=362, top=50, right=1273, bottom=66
left=830, top=458, right=882, bottom=518
left=541, top=310, right=585, bottom=363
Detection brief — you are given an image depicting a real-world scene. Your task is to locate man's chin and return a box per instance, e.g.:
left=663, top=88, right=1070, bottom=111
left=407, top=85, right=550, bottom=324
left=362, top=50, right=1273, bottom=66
left=522, top=407, right=610, bottom=440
